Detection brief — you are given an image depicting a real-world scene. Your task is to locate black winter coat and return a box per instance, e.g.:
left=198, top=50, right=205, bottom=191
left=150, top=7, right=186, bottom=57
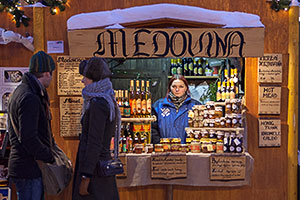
left=72, top=97, right=119, bottom=200
left=7, top=72, right=54, bottom=179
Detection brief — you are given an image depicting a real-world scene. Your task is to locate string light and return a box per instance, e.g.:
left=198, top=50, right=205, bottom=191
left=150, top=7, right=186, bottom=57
left=0, top=0, right=68, bottom=27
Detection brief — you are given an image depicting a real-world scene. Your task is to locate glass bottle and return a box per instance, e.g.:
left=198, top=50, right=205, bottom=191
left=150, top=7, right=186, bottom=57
left=123, top=90, right=131, bottom=118
left=141, top=80, right=146, bottom=117
left=145, top=80, right=152, bottom=117
left=129, top=80, right=136, bottom=117
left=135, top=80, right=142, bottom=117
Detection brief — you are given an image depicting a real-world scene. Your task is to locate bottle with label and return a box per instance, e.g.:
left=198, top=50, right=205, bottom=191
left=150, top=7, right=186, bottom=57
left=229, top=132, right=236, bottom=153
left=216, top=81, right=222, bottom=102
left=182, top=58, right=188, bottom=76
left=188, top=58, right=194, bottom=76
left=170, top=59, right=177, bottom=76
left=225, top=81, right=230, bottom=100
left=223, top=132, right=230, bottom=153
left=176, top=58, right=183, bottom=75
left=230, top=80, right=235, bottom=99
left=135, top=80, right=142, bottom=117
left=141, top=80, right=147, bottom=117
left=221, top=81, right=226, bottom=102
left=204, top=59, right=213, bottom=76
left=193, top=58, right=199, bottom=76
left=233, top=68, right=239, bottom=97
left=235, top=133, right=243, bottom=153
left=129, top=80, right=136, bottom=117
left=145, top=80, right=152, bottom=117
left=118, top=90, right=124, bottom=117
left=123, top=90, right=131, bottom=118
left=197, top=58, right=204, bottom=76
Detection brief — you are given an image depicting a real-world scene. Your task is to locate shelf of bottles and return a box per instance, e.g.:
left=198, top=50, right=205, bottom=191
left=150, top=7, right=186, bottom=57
left=115, top=79, right=154, bottom=154
left=185, top=99, right=246, bottom=154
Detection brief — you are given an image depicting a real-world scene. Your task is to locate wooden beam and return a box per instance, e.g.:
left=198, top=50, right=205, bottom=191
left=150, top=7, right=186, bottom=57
left=288, top=2, right=299, bottom=200
left=33, top=7, right=45, bottom=52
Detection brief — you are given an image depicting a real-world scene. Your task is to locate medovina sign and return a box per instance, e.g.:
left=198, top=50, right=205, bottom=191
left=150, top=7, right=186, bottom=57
left=68, top=28, right=264, bottom=58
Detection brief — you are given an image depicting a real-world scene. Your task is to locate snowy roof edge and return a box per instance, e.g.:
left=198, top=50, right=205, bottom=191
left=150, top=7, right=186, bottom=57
left=67, top=3, right=264, bottom=30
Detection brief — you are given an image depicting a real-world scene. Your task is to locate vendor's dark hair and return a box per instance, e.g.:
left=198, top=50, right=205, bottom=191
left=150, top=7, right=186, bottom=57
left=166, top=75, right=190, bottom=97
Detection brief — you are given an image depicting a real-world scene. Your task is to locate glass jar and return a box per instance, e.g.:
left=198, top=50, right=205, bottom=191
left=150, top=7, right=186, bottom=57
left=215, top=106, right=223, bottom=118
left=203, top=119, right=209, bottom=127
left=203, top=110, right=209, bottom=119
left=209, top=110, right=215, bottom=119
left=225, top=114, right=232, bottom=128
left=209, top=119, right=215, bottom=128
left=206, top=101, right=215, bottom=110
left=225, top=99, right=232, bottom=114
left=145, top=143, right=153, bottom=153
left=232, top=113, right=238, bottom=128
left=190, top=141, right=201, bottom=153
left=215, top=118, right=221, bottom=128
left=171, top=144, right=180, bottom=152
left=220, top=117, right=226, bottom=128
left=179, top=144, right=188, bottom=153
left=171, top=138, right=181, bottom=144
left=237, top=114, right=243, bottom=127
left=134, top=144, right=144, bottom=154
left=154, top=144, right=164, bottom=153
left=216, top=140, right=224, bottom=153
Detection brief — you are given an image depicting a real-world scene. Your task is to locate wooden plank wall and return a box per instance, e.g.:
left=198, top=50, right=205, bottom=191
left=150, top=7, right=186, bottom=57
left=0, top=0, right=289, bottom=200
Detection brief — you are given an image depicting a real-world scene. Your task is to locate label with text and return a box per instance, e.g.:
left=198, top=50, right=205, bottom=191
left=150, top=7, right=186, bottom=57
left=57, top=56, right=86, bottom=95
left=151, top=154, right=187, bottom=179
left=258, top=86, right=281, bottom=114
left=257, top=54, right=282, bottom=83
left=210, top=155, right=246, bottom=180
left=59, top=97, right=83, bottom=137
left=259, top=119, right=281, bottom=147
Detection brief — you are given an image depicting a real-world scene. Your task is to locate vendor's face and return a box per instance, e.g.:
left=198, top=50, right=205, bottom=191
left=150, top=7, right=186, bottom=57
left=82, top=76, right=93, bottom=86
left=170, top=79, right=187, bottom=97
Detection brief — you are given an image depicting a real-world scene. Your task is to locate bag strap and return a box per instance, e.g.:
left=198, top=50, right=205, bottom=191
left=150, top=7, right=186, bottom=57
left=113, top=121, right=119, bottom=160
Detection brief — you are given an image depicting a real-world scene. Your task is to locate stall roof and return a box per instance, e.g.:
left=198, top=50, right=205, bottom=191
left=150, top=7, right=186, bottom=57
left=67, top=3, right=264, bottom=30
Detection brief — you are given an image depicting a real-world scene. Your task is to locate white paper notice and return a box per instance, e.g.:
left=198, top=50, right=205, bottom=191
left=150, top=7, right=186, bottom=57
left=47, top=40, right=64, bottom=54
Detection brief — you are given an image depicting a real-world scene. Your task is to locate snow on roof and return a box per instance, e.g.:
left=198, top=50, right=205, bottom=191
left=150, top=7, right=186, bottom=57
left=67, top=3, right=264, bottom=30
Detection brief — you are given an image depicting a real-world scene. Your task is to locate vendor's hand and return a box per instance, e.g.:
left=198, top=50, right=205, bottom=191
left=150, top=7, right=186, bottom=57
left=79, top=177, right=90, bottom=196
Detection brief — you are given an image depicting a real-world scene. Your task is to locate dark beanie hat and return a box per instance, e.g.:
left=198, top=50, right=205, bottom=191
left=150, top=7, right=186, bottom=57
left=29, top=51, right=55, bottom=73
left=79, top=57, right=112, bottom=82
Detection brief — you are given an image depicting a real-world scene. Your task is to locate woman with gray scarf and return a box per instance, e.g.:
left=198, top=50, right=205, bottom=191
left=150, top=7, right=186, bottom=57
left=72, top=57, right=120, bottom=200
left=151, top=75, right=200, bottom=144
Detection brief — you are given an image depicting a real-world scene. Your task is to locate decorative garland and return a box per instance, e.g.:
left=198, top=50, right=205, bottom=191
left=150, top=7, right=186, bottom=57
left=0, top=0, right=67, bottom=27
left=270, top=0, right=300, bottom=12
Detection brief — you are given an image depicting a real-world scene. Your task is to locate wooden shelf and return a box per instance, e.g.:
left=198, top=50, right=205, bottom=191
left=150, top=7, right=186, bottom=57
left=185, top=127, right=244, bottom=132
left=121, top=116, right=156, bottom=123
left=168, top=76, right=220, bottom=79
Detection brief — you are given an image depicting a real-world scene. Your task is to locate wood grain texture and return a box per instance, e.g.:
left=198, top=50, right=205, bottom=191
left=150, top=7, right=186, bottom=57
left=0, top=0, right=290, bottom=199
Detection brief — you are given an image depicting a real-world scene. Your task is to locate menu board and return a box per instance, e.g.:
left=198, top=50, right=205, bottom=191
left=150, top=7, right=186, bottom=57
left=257, top=54, right=282, bottom=83
left=151, top=154, right=187, bottom=179
left=57, top=56, right=86, bottom=95
left=258, top=86, right=281, bottom=114
left=210, top=155, right=246, bottom=180
left=259, top=118, right=281, bottom=147
left=59, top=97, right=83, bottom=137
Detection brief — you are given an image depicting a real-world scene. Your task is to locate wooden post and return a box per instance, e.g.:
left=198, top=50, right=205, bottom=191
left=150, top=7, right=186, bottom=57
left=288, top=1, right=299, bottom=200
left=33, top=7, right=45, bottom=52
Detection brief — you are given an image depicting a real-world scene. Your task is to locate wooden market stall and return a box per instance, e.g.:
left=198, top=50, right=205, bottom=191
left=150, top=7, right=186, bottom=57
left=0, top=1, right=298, bottom=200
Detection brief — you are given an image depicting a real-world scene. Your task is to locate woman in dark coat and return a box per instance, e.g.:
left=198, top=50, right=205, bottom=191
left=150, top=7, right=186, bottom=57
left=72, top=57, right=120, bottom=200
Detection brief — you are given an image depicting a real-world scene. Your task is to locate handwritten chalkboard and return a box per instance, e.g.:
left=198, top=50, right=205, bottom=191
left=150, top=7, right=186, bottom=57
left=259, top=118, right=281, bottom=147
left=258, top=85, right=281, bottom=114
left=210, top=155, right=246, bottom=180
left=257, top=54, right=282, bottom=83
left=151, top=154, right=187, bottom=179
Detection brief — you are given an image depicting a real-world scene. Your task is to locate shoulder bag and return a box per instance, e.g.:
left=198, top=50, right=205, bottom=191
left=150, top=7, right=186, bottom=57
left=97, top=129, right=124, bottom=177
left=9, top=115, right=73, bottom=195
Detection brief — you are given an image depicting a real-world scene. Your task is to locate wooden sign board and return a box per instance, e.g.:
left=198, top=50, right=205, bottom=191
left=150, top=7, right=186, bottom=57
left=151, top=154, right=187, bottom=179
left=59, top=97, right=83, bottom=137
left=258, top=86, right=281, bottom=114
left=259, top=118, right=281, bottom=147
left=116, top=155, right=127, bottom=178
left=257, top=54, right=282, bottom=83
left=68, top=27, right=264, bottom=58
left=210, top=155, right=246, bottom=180
left=57, top=56, right=86, bottom=95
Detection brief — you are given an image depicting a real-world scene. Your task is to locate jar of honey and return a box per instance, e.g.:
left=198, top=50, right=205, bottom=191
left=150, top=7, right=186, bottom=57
left=220, top=117, right=226, bottom=128
left=225, top=114, right=232, bottom=128
left=215, top=106, right=223, bottom=118
left=225, top=99, right=232, bottom=114
left=154, top=144, right=164, bottom=153
left=145, top=144, right=154, bottom=153
left=179, top=144, right=188, bottom=153
left=190, top=141, right=201, bottom=153
left=134, top=144, right=144, bottom=154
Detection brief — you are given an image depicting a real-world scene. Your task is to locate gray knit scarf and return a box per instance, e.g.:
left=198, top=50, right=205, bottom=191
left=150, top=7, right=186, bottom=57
left=82, top=78, right=121, bottom=138
left=168, top=92, right=187, bottom=111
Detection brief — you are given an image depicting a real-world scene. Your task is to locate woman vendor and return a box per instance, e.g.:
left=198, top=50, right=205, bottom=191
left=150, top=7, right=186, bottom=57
left=151, top=75, right=200, bottom=144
